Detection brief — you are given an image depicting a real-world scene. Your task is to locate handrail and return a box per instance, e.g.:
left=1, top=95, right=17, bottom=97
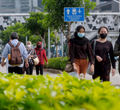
left=89, top=12, right=120, bottom=15
left=0, top=12, right=119, bottom=16
left=0, top=13, right=30, bottom=16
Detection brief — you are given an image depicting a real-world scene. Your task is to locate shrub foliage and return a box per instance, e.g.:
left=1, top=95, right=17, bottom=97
left=44, top=57, right=68, bottom=70
left=0, top=72, right=120, bottom=110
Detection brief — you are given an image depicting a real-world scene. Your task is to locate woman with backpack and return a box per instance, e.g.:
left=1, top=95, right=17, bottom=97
left=35, top=41, right=48, bottom=75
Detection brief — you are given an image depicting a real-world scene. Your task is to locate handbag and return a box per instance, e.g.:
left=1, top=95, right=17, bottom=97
left=27, top=50, right=34, bottom=65
left=33, top=48, right=42, bottom=66
left=33, top=57, right=39, bottom=65
left=87, top=63, right=94, bottom=75
left=87, top=40, right=96, bottom=75
left=65, top=62, right=74, bottom=72
left=28, top=58, right=34, bottom=65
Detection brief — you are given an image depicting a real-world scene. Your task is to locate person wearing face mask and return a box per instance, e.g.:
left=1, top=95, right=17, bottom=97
left=24, top=41, right=36, bottom=75
left=114, top=29, right=120, bottom=74
left=69, top=25, right=94, bottom=79
left=91, top=26, right=116, bottom=81
left=35, top=41, right=48, bottom=75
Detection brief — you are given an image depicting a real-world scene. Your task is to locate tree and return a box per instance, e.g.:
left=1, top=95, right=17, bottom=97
left=25, top=12, right=48, bottom=47
left=50, top=31, right=60, bottom=57
left=42, top=0, right=96, bottom=40
left=25, top=12, right=61, bottom=56
left=29, top=35, right=42, bottom=46
left=0, top=23, right=30, bottom=45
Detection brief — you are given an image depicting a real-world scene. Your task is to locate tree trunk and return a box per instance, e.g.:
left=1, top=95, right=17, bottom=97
left=39, top=34, right=45, bottom=48
left=62, top=22, right=71, bottom=56
left=42, top=34, right=46, bottom=48
left=56, top=44, right=58, bottom=57
left=66, top=22, right=71, bottom=41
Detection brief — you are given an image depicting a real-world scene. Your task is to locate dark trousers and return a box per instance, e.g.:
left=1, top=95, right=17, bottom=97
left=35, top=64, right=43, bottom=75
left=26, top=64, right=34, bottom=75
left=93, top=74, right=110, bottom=81
left=8, top=67, right=23, bottom=74
left=93, top=61, right=111, bottom=81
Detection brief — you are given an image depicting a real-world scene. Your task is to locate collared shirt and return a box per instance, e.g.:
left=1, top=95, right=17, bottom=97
left=2, top=39, right=28, bottom=67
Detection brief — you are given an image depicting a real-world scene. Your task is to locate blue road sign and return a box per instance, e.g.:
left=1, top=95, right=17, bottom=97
left=64, top=7, right=84, bottom=22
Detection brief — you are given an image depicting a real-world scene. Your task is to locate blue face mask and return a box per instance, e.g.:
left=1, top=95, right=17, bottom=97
left=77, top=32, right=85, bottom=38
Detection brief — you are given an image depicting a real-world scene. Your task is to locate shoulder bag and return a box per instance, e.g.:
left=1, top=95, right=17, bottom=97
left=87, top=40, right=96, bottom=75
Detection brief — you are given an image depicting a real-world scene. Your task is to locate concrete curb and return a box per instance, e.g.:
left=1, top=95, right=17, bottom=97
left=44, top=68, right=63, bottom=74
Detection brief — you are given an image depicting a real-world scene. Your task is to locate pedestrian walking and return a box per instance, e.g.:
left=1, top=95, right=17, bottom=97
left=1, top=32, right=28, bottom=74
left=92, top=26, right=116, bottom=81
left=114, top=30, right=120, bottom=74
left=24, top=41, right=36, bottom=75
left=35, top=41, right=48, bottom=75
left=69, top=25, right=94, bottom=79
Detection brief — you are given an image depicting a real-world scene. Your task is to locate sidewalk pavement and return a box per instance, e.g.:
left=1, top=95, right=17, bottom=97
left=0, top=65, right=120, bottom=86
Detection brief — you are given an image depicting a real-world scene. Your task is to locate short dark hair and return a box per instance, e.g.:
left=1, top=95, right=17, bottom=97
left=98, top=26, right=109, bottom=33
left=10, top=32, right=19, bottom=40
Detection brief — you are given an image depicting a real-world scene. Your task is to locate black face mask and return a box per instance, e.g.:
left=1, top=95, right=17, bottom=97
left=37, top=45, right=41, bottom=48
left=100, top=34, right=107, bottom=39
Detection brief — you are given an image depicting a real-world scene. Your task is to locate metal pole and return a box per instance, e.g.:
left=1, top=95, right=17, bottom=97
left=31, top=0, right=33, bottom=12
left=48, top=27, right=51, bottom=58
left=26, top=36, right=28, bottom=45
left=96, top=0, right=100, bottom=6
left=61, top=32, right=63, bottom=56
left=119, top=0, right=120, bottom=12
left=83, top=0, right=85, bottom=5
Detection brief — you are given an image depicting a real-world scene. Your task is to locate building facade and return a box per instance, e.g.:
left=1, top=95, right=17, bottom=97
left=92, top=0, right=112, bottom=4
left=0, top=0, right=39, bottom=13
left=92, top=0, right=119, bottom=12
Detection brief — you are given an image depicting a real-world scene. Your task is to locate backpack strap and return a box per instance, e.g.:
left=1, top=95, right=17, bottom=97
left=16, top=42, right=21, bottom=47
left=8, top=42, right=21, bottom=47
left=93, top=40, right=96, bottom=55
left=8, top=42, right=14, bottom=48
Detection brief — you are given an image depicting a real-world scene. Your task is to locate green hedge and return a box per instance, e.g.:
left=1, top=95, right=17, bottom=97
left=44, top=57, right=68, bottom=70
left=0, top=72, right=120, bottom=110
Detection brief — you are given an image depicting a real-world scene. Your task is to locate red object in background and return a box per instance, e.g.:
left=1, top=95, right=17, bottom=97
left=35, top=47, right=48, bottom=65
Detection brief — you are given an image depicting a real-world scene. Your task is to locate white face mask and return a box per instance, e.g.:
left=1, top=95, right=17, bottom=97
left=27, top=45, right=32, bottom=48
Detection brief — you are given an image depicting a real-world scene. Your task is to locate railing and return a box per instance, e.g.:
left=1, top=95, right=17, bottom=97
left=0, top=12, right=120, bottom=37
left=71, top=12, right=120, bottom=32
left=0, top=13, right=29, bottom=30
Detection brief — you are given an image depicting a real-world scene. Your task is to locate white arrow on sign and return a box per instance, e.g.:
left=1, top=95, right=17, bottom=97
left=67, top=9, right=70, bottom=15
left=78, top=9, right=81, bottom=13
left=72, top=8, right=77, bottom=15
